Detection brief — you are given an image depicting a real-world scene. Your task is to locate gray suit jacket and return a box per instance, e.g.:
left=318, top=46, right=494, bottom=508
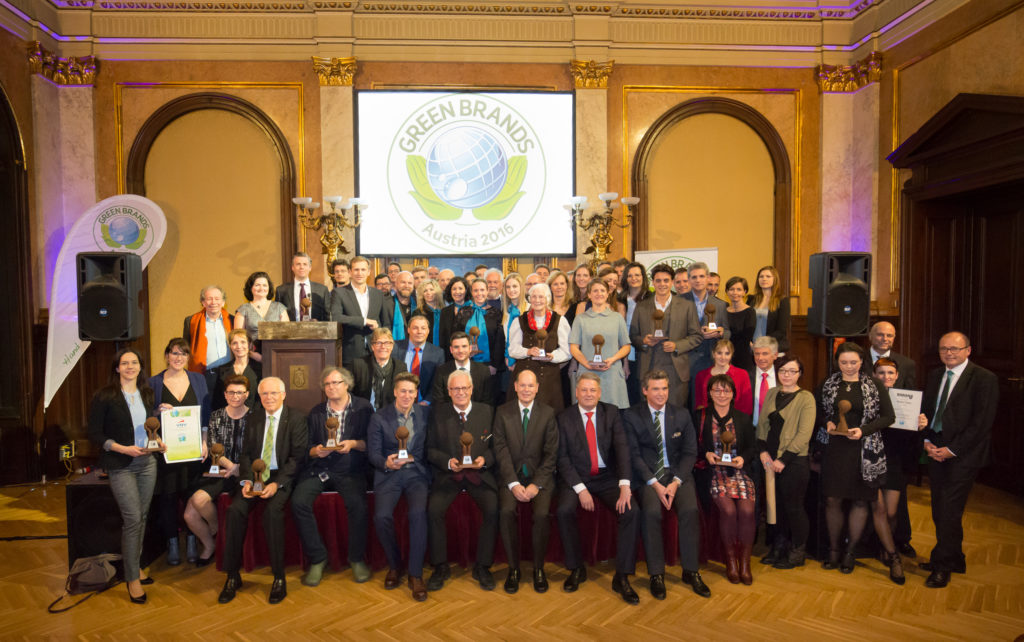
left=630, top=295, right=703, bottom=383
left=329, top=284, right=393, bottom=364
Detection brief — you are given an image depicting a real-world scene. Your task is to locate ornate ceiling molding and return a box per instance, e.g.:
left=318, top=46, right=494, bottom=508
left=816, top=51, right=881, bottom=93
left=312, top=55, right=356, bottom=85
left=571, top=59, right=614, bottom=89
left=26, top=40, right=98, bottom=85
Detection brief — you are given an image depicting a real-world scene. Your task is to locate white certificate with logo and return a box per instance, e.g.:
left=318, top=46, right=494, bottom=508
left=887, top=388, right=922, bottom=431
left=161, top=405, right=204, bottom=463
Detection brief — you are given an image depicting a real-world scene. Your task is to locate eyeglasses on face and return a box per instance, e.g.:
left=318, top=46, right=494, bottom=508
left=938, top=346, right=966, bottom=354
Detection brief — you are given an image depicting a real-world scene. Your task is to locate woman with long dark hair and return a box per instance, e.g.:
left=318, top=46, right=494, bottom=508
left=618, top=261, right=651, bottom=405
left=438, top=276, right=470, bottom=356
left=748, top=265, right=790, bottom=353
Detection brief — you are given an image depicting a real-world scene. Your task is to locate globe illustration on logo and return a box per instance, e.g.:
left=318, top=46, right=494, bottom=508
left=108, top=217, right=141, bottom=246
left=426, top=126, right=507, bottom=209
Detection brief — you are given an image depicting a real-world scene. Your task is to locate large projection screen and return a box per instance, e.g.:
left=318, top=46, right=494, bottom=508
left=356, top=90, right=576, bottom=257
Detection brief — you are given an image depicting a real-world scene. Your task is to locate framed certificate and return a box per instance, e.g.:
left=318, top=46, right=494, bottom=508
left=161, top=405, right=204, bottom=463
left=887, top=388, right=923, bottom=431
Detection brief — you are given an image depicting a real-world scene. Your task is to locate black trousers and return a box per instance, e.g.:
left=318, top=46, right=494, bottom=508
left=428, top=475, right=498, bottom=567
left=498, top=481, right=552, bottom=569
left=223, top=483, right=292, bottom=577
left=637, top=476, right=699, bottom=574
left=291, top=471, right=368, bottom=566
left=556, top=472, right=638, bottom=575
left=774, top=456, right=810, bottom=549
left=928, top=458, right=978, bottom=572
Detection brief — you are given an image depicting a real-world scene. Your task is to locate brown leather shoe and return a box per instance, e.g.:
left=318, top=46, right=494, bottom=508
left=739, top=543, right=753, bottom=585
left=384, top=567, right=403, bottom=590
left=409, top=575, right=427, bottom=602
left=725, top=548, right=740, bottom=584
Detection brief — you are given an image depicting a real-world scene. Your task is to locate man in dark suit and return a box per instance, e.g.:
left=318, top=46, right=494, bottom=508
left=555, top=372, right=640, bottom=604
left=367, top=373, right=432, bottom=601
left=492, top=369, right=559, bottom=594
left=393, top=314, right=444, bottom=403
left=431, top=332, right=492, bottom=405
left=291, top=366, right=374, bottom=588
left=630, top=263, right=703, bottom=407
left=680, top=262, right=730, bottom=402
left=425, top=370, right=498, bottom=592
left=352, top=328, right=408, bottom=411
left=275, top=252, right=330, bottom=321
left=219, top=376, right=307, bottom=605
left=862, top=320, right=918, bottom=556
left=920, top=332, right=998, bottom=588
left=623, top=369, right=709, bottom=599
left=330, top=255, right=393, bottom=369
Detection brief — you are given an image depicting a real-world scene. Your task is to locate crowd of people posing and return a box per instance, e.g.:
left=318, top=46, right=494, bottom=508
left=88, top=253, right=995, bottom=606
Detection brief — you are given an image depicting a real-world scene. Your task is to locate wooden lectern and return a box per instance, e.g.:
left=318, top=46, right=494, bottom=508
left=258, top=321, right=341, bottom=414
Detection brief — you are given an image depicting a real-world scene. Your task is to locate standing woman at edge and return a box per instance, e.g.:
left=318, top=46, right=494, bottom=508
left=748, top=266, right=791, bottom=354
left=87, top=347, right=162, bottom=603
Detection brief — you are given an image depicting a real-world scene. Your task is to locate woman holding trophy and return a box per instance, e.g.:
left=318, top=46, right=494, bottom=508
left=507, top=282, right=571, bottom=411
left=569, top=279, right=631, bottom=409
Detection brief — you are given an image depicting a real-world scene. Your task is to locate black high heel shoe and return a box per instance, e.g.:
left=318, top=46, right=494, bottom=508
left=139, top=576, right=155, bottom=585
left=822, top=549, right=841, bottom=570
left=840, top=550, right=856, bottom=574
left=127, top=584, right=147, bottom=604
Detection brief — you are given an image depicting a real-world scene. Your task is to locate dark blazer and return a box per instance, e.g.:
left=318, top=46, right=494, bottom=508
left=212, top=361, right=261, bottom=411
left=492, top=399, right=559, bottom=490
left=629, top=295, right=703, bottom=383
left=301, top=396, right=374, bottom=476
left=427, top=402, right=496, bottom=489
left=681, top=291, right=731, bottom=362
left=863, top=350, right=917, bottom=390
left=699, top=408, right=757, bottom=479
left=276, top=281, right=330, bottom=321
left=238, top=405, right=308, bottom=491
left=437, top=304, right=465, bottom=356
left=87, top=387, right=156, bottom=471
left=431, top=360, right=492, bottom=405
left=746, top=295, right=791, bottom=353
left=622, top=402, right=697, bottom=486
left=367, top=403, right=431, bottom=487
left=351, top=355, right=408, bottom=410
left=922, top=361, right=999, bottom=468
left=556, top=402, right=631, bottom=488
left=392, top=340, right=445, bottom=401
left=150, top=369, right=212, bottom=427
left=456, top=305, right=506, bottom=371
left=329, top=284, right=393, bottom=365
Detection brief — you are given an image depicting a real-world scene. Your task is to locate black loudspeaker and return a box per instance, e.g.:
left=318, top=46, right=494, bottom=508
left=66, top=472, right=161, bottom=568
left=77, top=252, right=143, bottom=341
left=807, top=252, right=871, bottom=336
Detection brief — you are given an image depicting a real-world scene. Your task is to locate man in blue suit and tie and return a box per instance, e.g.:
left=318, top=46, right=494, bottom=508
left=368, top=372, right=432, bottom=601
left=393, top=314, right=444, bottom=403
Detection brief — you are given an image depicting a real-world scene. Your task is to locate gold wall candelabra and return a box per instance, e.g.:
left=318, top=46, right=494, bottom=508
left=292, top=196, right=369, bottom=263
left=566, top=192, right=639, bottom=271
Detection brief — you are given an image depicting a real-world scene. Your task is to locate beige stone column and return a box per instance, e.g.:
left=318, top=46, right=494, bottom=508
left=313, top=56, right=357, bottom=270
left=571, top=60, right=614, bottom=263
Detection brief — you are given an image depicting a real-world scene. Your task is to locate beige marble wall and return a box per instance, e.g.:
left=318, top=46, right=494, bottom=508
left=575, top=88, right=609, bottom=258
left=318, top=84, right=355, bottom=266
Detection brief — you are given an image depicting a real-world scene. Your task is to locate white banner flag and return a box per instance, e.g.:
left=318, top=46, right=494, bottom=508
left=44, top=195, right=166, bottom=409
left=634, top=247, right=718, bottom=280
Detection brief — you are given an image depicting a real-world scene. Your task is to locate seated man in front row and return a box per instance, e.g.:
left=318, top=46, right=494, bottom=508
left=622, top=369, right=709, bottom=600
left=492, top=369, right=559, bottom=594
left=367, top=373, right=432, bottom=602
left=556, top=372, right=640, bottom=604
left=425, top=369, right=498, bottom=592
left=219, top=376, right=307, bottom=605
left=291, top=366, right=374, bottom=588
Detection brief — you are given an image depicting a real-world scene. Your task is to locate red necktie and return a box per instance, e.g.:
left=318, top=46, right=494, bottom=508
left=585, top=411, right=598, bottom=477
left=758, top=372, right=768, bottom=415
left=411, top=346, right=421, bottom=375
left=299, top=282, right=308, bottom=320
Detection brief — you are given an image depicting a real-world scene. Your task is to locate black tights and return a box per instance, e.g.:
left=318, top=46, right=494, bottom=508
left=714, top=496, right=756, bottom=549
left=824, top=492, right=896, bottom=554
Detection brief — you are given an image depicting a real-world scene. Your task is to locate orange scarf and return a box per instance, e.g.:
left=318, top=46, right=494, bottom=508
left=187, top=311, right=232, bottom=373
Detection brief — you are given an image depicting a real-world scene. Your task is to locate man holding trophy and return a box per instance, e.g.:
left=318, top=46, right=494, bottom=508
left=425, top=370, right=498, bottom=591
left=367, top=373, right=432, bottom=601
left=291, top=366, right=374, bottom=588
left=219, top=377, right=307, bottom=605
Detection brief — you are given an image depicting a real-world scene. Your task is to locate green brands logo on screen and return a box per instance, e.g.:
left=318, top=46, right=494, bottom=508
left=388, top=93, right=547, bottom=253
left=645, top=255, right=698, bottom=280
left=92, top=204, right=155, bottom=253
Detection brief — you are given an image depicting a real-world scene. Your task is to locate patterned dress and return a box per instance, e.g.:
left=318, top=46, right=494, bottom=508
left=709, top=415, right=755, bottom=500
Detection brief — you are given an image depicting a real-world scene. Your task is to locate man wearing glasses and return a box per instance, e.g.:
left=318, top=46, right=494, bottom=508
left=920, top=332, right=998, bottom=588
left=291, top=367, right=374, bottom=588
left=352, top=328, right=408, bottom=411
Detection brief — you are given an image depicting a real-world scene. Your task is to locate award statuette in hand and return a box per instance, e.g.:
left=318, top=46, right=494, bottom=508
left=300, top=296, right=312, bottom=321
left=143, top=417, right=162, bottom=452
left=704, top=303, right=718, bottom=331
left=652, top=309, right=665, bottom=338
left=719, top=430, right=736, bottom=464
left=591, top=334, right=605, bottom=367
left=460, top=431, right=475, bottom=466
left=251, top=459, right=267, bottom=494
left=204, top=443, right=225, bottom=476
left=533, top=328, right=548, bottom=359
left=835, top=399, right=852, bottom=435
left=324, top=416, right=343, bottom=450
left=395, top=425, right=412, bottom=462
left=468, top=325, right=482, bottom=357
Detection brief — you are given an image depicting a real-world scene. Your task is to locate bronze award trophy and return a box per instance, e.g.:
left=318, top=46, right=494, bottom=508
left=704, top=303, right=718, bottom=331
left=468, top=325, right=482, bottom=356
left=251, top=459, right=267, bottom=494
left=460, top=431, right=474, bottom=466
left=835, top=399, right=852, bottom=435
left=300, top=296, right=312, bottom=321
left=652, top=309, right=665, bottom=338
left=324, top=416, right=343, bottom=450
left=591, top=334, right=605, bottom=365
left=204, top=443, right=225, bottom=476
left=534, top=328, right=548, bottom=358
left=720, top=430, right=736, bottom=463
left=395, top=425, right=412, bottom=462
left=143, top=417, right=162, bottom=452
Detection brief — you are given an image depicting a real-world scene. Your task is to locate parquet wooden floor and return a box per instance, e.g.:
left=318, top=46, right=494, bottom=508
left=2, top=478, right=1022, bottom=640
